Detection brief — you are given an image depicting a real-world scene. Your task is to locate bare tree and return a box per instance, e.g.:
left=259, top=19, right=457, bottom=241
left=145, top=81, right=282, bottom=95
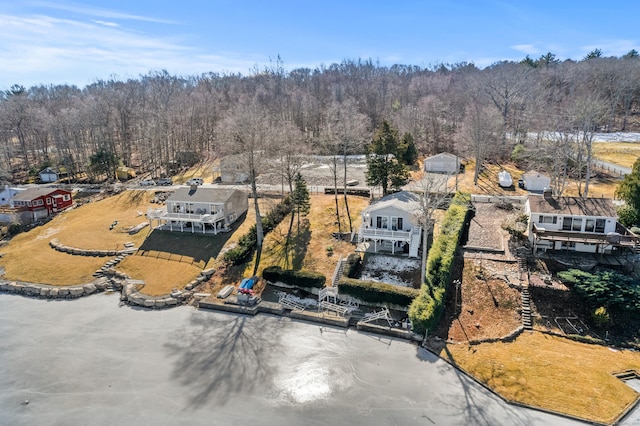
left=218, top=99, right=278, bottom=275
left=323, top=99, right=370, bottom=233
left=567, top=94, right=608, bottom=197
left=413, top=172, right=454, bottom=285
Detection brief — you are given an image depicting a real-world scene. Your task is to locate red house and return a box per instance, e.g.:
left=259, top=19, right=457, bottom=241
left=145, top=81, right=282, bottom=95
left=10, top=187, right=73, bottom=222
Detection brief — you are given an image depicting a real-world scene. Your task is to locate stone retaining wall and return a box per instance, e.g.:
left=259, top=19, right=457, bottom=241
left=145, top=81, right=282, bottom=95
left=49, top=238, right=136, bottom=257
left=0, top=277, right=119, bottom=299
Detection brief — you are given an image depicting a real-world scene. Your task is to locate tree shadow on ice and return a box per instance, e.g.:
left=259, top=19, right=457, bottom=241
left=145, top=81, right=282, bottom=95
left=164, top=311, right=287, bottom=409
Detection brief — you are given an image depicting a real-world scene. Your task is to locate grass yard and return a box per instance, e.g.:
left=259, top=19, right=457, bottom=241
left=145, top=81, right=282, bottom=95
left=248, top=194, right=370, bottom=280
left=0, top=190, right=158, bottom=285
left=117, top=255, right=203, bottom=296
left=594, top=142, right=640, bottom=169
left=441, top=332, right=640, bottom=424
left=0, top=188, right=275, bottom=295
left=452, top=160, right=620, bottom=198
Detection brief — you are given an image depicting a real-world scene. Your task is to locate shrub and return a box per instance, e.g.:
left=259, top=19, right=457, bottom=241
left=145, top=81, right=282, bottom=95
left=7, top=222, right=23, bottom=236
left=223, top=197, right=292, bottom=265
left=337, top=277, right=419, bottom=306
left=262, top=266, right=326, bottom=288
left=343, top=253, right=362, bottom=278
left=408, top=287, right=446, bottom=335
left=409, top=192, right=469, bottom=334
left=592, top=306, right=610, bottom=327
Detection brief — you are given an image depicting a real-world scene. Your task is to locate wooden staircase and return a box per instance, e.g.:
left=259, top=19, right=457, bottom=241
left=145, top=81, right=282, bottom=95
left=517, top=248, right=533, bottom=330
left=521, top=287, right=533, bottom=330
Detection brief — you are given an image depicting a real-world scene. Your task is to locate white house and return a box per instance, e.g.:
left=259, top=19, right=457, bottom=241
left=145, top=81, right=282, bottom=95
left=423, top=152, right=460, bottom=174
left=521, top=171, right=551, bottom=192
left=147, top=187, right=248, bottom=234
left=0, top=185, right=25, bottom=206
left=38, top=167, right=60, bottom=183
left=525, top=190, right=638, bottom=254
left=358, top=191, right=422, bottom=257
left=213, top=154, right=250, bottom=183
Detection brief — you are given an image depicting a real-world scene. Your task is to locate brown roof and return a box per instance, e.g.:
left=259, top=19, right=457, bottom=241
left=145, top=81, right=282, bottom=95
left=527, top=195, right=618, bottom=218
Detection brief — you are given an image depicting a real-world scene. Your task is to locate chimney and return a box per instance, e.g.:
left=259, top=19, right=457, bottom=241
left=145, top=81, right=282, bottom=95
left=543, top=187, right=553, bottom=200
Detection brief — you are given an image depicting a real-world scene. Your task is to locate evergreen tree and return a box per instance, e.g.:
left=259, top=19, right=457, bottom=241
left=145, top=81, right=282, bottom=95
left=365, top=121, right=410, bottom=196
left=398, top=132, right=418, bottom=166
left=291, top=172, right=310, bottom=230
left=89, top=149, right=118, bottom=181
left=615, top=158, right=640, bottom=226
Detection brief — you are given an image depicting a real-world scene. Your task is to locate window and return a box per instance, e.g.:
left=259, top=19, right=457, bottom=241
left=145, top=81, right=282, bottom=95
left=391, top=217, right=403, bottom=231
left=376, top=216, right=388, bottom=229
left=572, top=218, right=582, bottom=232
left=62, top=194, right=70, bottom=202
left=595, top=219, right=606, bottom=233
left=46, top=198, right=52, bottom=205
left=584, top=219, right=595, bottom=232
left=562, top=217, right=572, bottom=231
left=539, top=215, right=557, bottom=224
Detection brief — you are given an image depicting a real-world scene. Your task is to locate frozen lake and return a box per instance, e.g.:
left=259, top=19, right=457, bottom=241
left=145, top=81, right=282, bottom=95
left=0, top=293, right=620, bottom=425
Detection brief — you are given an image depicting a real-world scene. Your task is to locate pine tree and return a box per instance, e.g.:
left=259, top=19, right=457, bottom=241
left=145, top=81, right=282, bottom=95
left=292, top=172, right=310, bottom=230
left=365, top=121, right=410, bottom=195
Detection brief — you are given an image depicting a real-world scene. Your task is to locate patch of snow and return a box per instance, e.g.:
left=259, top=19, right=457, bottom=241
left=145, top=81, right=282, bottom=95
left=360, top=255, right=420, bottom=287
left=275, top=291, right=318, bottom=308
left=523, top=131, right=640, bottom=143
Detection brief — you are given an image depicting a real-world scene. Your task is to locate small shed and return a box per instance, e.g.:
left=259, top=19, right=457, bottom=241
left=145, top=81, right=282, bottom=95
left=116, top=166, right=136, bottom=181
left=522, top=171, right=551, bottom=192
left=38, top=167, right=59, bottom=183
left=423, top=153, right=460, bottom=174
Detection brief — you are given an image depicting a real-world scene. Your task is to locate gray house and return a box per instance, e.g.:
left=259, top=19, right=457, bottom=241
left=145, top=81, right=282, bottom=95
left=358, top=191, right=422, bottom=257
left=38, top=167, right=60, bottom=183
left=423, top=152, right=460, bottom=174
left=147, top=187, right=248, bottom=234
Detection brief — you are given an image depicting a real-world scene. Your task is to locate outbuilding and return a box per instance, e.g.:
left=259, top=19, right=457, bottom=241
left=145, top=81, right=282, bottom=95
left=38, top=167, right=60, bottom=183
left=423, top=153, right=460, bottom=174
left=521, top=171, right=551, bottom=192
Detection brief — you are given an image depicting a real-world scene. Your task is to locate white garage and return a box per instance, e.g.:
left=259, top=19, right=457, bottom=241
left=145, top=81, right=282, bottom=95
left=423, top=152, right=460, bottom=174
left=522, top=171, right=551, bottom=192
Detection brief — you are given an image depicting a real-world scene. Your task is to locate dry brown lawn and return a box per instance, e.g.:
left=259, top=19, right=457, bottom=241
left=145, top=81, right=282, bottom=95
left=594, top=142, right=640, bottom=169
left=248, top=194, right=370, bottom=280
left=0, top=190, right=158, bottom=285
left=0, top=189, right=267, bottom=294
left=117, top=256, right=202, bottom=296
left=441, top=332, right=640, bottom=424
left=173, top=158, right=217, bottom=184
left=452, top=160, right=620, bottom=198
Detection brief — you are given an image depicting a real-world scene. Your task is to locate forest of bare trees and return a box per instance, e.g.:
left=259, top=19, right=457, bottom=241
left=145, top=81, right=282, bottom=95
left=1, top=52, right=639, bottom=185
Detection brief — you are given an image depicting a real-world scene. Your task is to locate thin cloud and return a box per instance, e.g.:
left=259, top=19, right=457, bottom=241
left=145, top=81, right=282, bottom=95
left=0, top=12, right=267, bottom=88
left=93, top=20, right=119, bottom=27
left=29, top=0, right=176, bottom=24
left=511, top=44, right=539, bottom=55
left=581, top=40, right=639, bottom=57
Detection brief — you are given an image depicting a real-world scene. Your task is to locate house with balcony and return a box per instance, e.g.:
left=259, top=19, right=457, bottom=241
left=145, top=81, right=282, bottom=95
left=7, top=187, right=73, bottom=223
left=357, top=191, right=422, bottom=257
left=146, top=186, right=248, bottom=234
left=525, top=190, right=639, bottom=254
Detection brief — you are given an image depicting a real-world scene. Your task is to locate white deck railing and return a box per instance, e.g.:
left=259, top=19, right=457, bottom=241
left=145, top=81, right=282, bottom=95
left=147, top=208, right=224, bottom=224
left=358, top=226, right=412, bottom=240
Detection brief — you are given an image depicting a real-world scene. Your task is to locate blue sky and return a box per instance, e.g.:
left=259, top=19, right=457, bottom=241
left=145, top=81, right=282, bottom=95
left=1, top=1, right=639, bottom=90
